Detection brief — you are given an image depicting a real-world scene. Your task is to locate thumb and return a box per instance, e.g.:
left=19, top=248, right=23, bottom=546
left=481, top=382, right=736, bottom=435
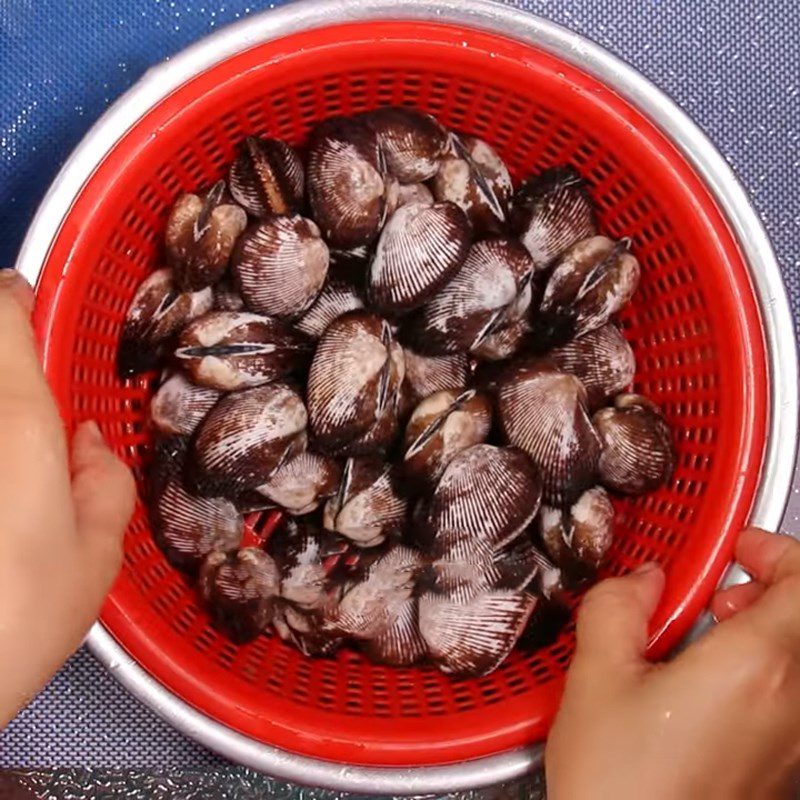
left=573, top=563, right=665, bottom=678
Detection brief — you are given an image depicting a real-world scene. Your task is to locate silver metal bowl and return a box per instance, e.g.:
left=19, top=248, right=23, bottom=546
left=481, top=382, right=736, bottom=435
left=15, top=0, right=798, bottom=794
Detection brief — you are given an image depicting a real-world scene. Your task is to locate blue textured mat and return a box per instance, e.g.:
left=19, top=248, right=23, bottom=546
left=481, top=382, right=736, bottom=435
left=1, top=0, right=798, bottom=780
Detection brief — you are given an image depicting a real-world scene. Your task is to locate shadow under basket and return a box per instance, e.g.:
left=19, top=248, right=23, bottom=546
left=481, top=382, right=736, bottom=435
left=32, top=20, right=767, bottom=768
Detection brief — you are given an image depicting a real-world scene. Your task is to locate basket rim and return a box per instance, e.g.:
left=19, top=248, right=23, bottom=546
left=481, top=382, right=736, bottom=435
left=15, top=0, right=798, bottom=794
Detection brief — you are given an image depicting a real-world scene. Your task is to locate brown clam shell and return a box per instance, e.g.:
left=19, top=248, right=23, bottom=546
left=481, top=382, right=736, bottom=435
left=396, top=182, right=434, bottom=208
left=150, top=372, right=220, bottom=437
left=593, top=393, right=675, bottom=494
left=175, top=311, right=311, bottom=391
left=273, top=600, right=344, bottom=658
left=399, top=347, right=470, bottom=418
left=329, top=244, right=371, bottom=286
left=509, top=166, right=597, bottom=268
left=232, top=215, right=329, bottom=320
left=368, top=201, right=471, bottom=314
left=228, top=136, right=304, bottom=218
left=165, top=181, right=247, bottom=291
left=496, top=359, right=602, bottom=506
left=294, top=279, right=365, bottom=340
left=362, top=596, right=427, bottom=666
left=255, top=451, right=341, bottom=515
left=471, top=276, right=534, bottom=362
left=213, top=277, right=246, bottom=311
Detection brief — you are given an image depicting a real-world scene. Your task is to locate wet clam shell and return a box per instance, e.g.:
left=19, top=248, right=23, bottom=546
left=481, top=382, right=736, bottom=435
left=273, top=600, right=344, bottom=658
left=368, top=201, right=471, bottom=314
left=399, top=347, right=470, bottom=418
left=549, top=323, right=636, bottom=410
left=165, top=181, right=248, bottom=291
left=362, top=596, right=427, bottom=666
left=509, top=166, right=597, bottom=269
left=175, top=311, right=311, bottom=391
left=255, top=451, right=341, bottom=515
left=294, top=279, right=364, bottom=340
left=471, top=278, right=533, bottom=362
left=198, top=548, right=280, bottom=643
left=496, top=359, right=602, bottom=507
left=232, top=215, right=329, bottom=320
left=118, top=268, right=213, bottom=378
left=228, top=136, right=304, bottom=218
left=192, top=383, right=307, bottom=497
left=594, top=393, right=675, bottom=494
left=307, top=116, right=385, bottom=250
left=150, top=372, right=220, bottom=437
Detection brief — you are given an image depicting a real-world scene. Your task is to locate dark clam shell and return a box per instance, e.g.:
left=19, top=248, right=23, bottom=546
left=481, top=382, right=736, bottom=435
left=403, top=389, right=492, bottom=487
left=255, top=451, right=341, bottom=515
left=399, top=347, right=470, bottom=418
left=396, top=182, right=434, bottom=208
left=329, top=244, right=371, bottom=286
left=431, top=134, right=513, bottom=235
left=363, top=106, right=449, bottom=183
left=509, top=166, right=597, bottom=269
left=404, top=237, right=534, bottom=355
left=368, top=201, right=471, bottom=314
left=593, top=394, right=675, bottom=494
left=307, top=116, right=386, bottom=250
left=198, top=548, right=280, bottom=643
left=323, top=457, right=409, bottom=548
left=273, top=600, right=344, bottom=658
left=362, top=596, right=427, bottom=666
left=549, top=323, right=636, bottom=410
left=175, top=311, right=311, bottom=391
left=228, top=136, right=304, bottom=218
left=213, top=277, right=245, bottom=311
left=118, top=268, right=213, bottom=378
left=471, top=277, right=533, bottom=362
left=534, top=235, right=640, bottom=349
left=232, top=215, right=329, bottom=320
left=496, top=359, right=602, bottom=507
left=294, top=279, right=364, bottom=340
left=192, top=383, right=307, bottom=497
left=150, top=372, right=220, bottom=437
left=165, top=181, right=247, bottom=291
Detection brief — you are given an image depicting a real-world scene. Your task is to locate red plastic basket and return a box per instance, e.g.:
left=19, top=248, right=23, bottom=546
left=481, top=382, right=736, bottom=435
left=31, top=20, right=768, bottom=768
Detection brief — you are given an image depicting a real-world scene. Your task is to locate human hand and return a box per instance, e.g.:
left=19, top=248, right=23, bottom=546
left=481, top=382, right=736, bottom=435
left=546, top=526, right=800, bottom=800
left=0, top=270, right=135, bottom=726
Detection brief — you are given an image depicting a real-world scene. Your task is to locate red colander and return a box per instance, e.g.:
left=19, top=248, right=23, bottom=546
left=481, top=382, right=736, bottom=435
left=16, top=0, right=797, bottom=794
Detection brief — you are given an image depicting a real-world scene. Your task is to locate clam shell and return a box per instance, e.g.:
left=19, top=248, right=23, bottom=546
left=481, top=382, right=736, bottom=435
left=118, top=268, right=213, bottom=378
left=594, top=393, right=675, bottom=494
left=294, top=279, right=365, bottom=339
left=192, top=383, right=307, bottom=497
left=198, top=548, right=280, bottom=643
left=150, top=372, right=220, bottom=437
left=329, top=244, right=371, bottom=286
left=399, top=347, right=470, bottom=417
left=255, top=451, right=341, bottom=515
left=549, top=323, right=636, bottom=410
left=228, top=136, right=304, bottom=218
left=213, top=277, right=246, bottom=311
left=497, top=359, right=602, bottom=506
left=363, top=106, right=449, bottom=183
left=509, top=166, right=597, bottom=268
left=396, top=182, right=434, bottom=208
left=175, top=311, right=311, bottom=391
left=362, top=596, right=427, bottom=666
left=471, top=277, right=533, bottom=362
left=232, top=215, right=329, bottom=320
left=165, top=181, right=248, bottom=291
left=368, top=201, right=471, bottom=314
left=428, top=444, right=543, bottom=549
left=273, top=600, right=344, bottom=658
left=307, top=116, right=385, bottom=249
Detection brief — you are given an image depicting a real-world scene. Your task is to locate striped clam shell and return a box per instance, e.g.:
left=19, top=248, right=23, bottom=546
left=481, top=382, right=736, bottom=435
left=399, top=348, right=469, bottom=416
left=549, top=322, right=636, bottom=410
left=294, top=279, right=364, bottom=340
left=175, top=311, right=311, bottom=391
left=594, top=393, right=675, bottom=495
left=362, top=596, right=427, bottom=666
left=471, top=277, right=534, bottom=362
left=497, top=358, right=602, bottom=507
left=255, top=451, right=342, bottom=516
left=191, top=383, right=307, bottom=498
left=228, top=136, right=304, bottom=218
left=233, top=215, right=329, bottom=320
left=150, top=372, right=220, bottom=437
left=368, top=200, right=471, bottom=314
left=509, top=166, right=597, bottom=269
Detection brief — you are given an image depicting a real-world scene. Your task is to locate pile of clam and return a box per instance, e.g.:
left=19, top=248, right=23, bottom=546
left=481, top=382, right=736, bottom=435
left=119, top=107, right=675, bottom=678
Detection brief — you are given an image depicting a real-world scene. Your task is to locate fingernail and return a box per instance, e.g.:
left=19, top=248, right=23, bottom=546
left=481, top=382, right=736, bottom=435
left=633, top=561, right=660, bottom=575
left=81, top=420, right=105, bottom=444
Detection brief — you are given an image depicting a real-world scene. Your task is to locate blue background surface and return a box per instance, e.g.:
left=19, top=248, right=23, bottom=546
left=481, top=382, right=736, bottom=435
left=0, top=0, right=799, bottom=780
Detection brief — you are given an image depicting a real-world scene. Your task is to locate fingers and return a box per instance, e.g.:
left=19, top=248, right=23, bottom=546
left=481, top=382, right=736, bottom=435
left=735, top=527, right=800, bottom=585
left=711, top=580, right=766, bottom=623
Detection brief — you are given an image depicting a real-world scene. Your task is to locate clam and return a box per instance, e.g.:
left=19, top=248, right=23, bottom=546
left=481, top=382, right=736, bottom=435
left=255, top=451, right=341, bottom=515
left=403, top=389, right=492, bottom=487
left=329, top=244, right=371, bottom=286
left=273, top=600, right=344, bottom=658
left=307, top=116, right=386, bottom=249
left=191, top=383, right=307, bottom=497
left=175, top=311, right=311, bottom=391
left=509, top=166, right=597, bottom=268
left=396, top=182, right=434, bottom=208
left=404, top=237, right=534, bottom=355
left=534, top=235, right=640, bottom=349
left=307, top=311, right=404, bottom=455
left=228, top=136, right=304, bottom=218
left=549, top=323, right=635, bottom=410
left=118, top=268, right=213, bottom=378
left=294, top=279, right=364, bottom=339
left=593, top=394, right=675, bottom=494
left=213, top=277, right=245, bottom=311
left=198, top=548, right=280, bottom=643
left=368, top=201, right=471, bottom=314
left=471, top=277, right=533, bottom=362
left=232, top=215, right=329, bottom=320
left=400, top=348, right=470, bottom=417
left=165, top=180, right=247, bottom=291
left=323, top=457, right=408, bottom=548
left=363, top=106, right=449, bottom=183
left=150, top=372, right=220, bottom=437
left=362, top=596, right=427, bottom=666
left=496, top=358, right=602, bottom=506
left=431, top=134, right=512, bottom=235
